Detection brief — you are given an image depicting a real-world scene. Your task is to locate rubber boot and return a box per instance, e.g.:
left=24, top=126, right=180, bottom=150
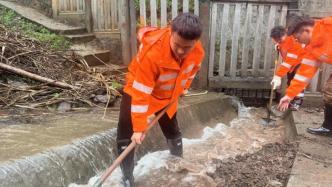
left=167, top=137, right=183, bottom=157
left=117, top=139, right=135, bottom=187
left=307, top=104, right=332, bottom=136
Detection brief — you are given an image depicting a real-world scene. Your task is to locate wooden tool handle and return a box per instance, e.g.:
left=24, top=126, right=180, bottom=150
left=99, top=101, right=175, bottom=184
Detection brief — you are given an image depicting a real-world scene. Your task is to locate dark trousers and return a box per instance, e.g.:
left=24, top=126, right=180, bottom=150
left=287, top=64, right=304, bottom=97
left=116, top=93, right=182, bottom=141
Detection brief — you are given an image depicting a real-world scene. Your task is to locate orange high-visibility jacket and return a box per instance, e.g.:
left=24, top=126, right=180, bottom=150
left=286, top=17, right=332, bottom=99
left=275, top=36, right=304, bottom=77
left=124, top=27, right=205, bottom=132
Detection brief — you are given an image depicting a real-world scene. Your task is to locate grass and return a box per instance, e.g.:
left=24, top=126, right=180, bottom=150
left=0, top=6, right=71, bottom=50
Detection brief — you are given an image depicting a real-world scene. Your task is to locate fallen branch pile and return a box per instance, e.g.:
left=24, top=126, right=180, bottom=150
left=0, top=25, right=125, bottom=110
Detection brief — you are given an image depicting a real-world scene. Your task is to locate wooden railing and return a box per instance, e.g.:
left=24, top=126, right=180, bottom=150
left=138, top=0, right=199, bottom=27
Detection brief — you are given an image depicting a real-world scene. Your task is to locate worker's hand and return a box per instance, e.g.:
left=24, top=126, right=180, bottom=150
left=131, top=132, right=146, bottom=145
left=278, top=95, right=291, bottom=112
left=147, top=114, right=155, bottom=124
left=182, top=89, right=188, bottom=96
left=271, top=76, right=282, bottom=90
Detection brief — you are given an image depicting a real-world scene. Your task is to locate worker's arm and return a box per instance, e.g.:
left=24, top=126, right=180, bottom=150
left=275, top=51, right=300, bottom=77
left=286, top=54, right=321, bottom=99
left=184, top=45, right=205, bottom=92
left=184, top=63, right=201, bottom=92
left=130, top=55, right=158, bottom=132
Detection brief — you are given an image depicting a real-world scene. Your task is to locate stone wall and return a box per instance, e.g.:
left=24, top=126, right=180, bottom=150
left=14, top=0, right=52, bottom=17
left=298, top=0, right=332, bottom=17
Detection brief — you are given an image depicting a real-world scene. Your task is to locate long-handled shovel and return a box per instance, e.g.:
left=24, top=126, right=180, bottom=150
left=261, top=58, right=280, bottom=126
left=91, top=101, right=175, bottom=187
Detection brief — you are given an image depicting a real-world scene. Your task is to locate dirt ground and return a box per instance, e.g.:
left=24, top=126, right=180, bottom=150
left=208, top=142, right=298, bottom=187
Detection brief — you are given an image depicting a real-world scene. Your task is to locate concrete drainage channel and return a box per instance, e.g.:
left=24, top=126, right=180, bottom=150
left=0, top=93, right=299, bottom=187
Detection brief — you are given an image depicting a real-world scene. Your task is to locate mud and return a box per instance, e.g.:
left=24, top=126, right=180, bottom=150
left=209, top=142, right=298, bottom=187
left=86, top=107, right=297, bottom=187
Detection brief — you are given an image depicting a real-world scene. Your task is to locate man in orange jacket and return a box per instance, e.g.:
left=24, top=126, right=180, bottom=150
left=270, top=26, right=305, bottom=110
left=117, top=13, right=204, bottom=186
left=278, top=16, right=332, bottom=136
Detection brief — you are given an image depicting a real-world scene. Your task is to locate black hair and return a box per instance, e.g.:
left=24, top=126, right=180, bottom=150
left=287, top=15, right=315, bottom=35
left=270, top=26, right=286, bottom=41
left=171, top=13, right=202, bottom=40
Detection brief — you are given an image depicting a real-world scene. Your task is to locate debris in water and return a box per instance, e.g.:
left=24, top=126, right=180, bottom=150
left=70, top=107, right=289, bottom=187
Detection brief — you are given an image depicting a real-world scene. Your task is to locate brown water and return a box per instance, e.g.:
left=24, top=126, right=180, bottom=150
left=76, top=107, right=286, bottom=187
left=132, top=108, right=285, bottom=187
left=0, top=109, right=119, bottom=162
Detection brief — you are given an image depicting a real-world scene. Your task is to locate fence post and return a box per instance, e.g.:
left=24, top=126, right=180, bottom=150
left=52, top=0, right=59, bottom=19
left=129, top=0, right=137, bottom=58
left=195, top=0, right=210, bottom=90
left=118, top=0, right=132, bottom=65
left=84, top=0, right=93, bottom=33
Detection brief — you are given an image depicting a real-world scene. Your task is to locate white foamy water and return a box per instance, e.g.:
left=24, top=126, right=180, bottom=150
left=69, top=107, right=284, bottom=187
left=182, top=123, right=228, bottom=145
left=69, top=122, right=231, bottom=187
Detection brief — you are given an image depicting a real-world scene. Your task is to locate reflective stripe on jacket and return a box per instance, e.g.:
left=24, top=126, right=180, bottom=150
left=275, top=36, right=304, bottom=77
left=124, top=27, right=205, bottom=131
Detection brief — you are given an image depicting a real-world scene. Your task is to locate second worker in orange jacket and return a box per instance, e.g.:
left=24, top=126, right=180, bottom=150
left=270, top=26, right=305, bottom=110
left=278, top=16, right=332, bottom=136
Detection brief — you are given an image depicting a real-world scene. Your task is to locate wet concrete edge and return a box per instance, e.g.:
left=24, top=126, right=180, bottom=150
left=286, top=111, right=332, bottom=187
left=0, top=93, right=238, bottom=187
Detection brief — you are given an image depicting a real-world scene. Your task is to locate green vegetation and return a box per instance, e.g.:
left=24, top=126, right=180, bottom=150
left=0, top=6, right=70, bottom=50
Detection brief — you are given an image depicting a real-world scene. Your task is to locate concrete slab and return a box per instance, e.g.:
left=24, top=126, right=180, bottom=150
left=287, top=110, right=332, bottom=187
left=0, top=0, right=86, bottom=34
left=71, top=44, right=110, bottom=66
left=0, top=92, right=237, bottom=187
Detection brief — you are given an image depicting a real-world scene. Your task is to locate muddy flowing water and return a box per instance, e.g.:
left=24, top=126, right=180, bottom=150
left=70, top=107, right=287, bottom=187
left=0, top=109, right=119, bottom=162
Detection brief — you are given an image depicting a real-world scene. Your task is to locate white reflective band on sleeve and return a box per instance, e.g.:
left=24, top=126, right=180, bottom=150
left=131, top=105, right=148, bottom=113
left=160, top=84, right=175, bottom=91
left=287, top=53, right=298, bottom=59
left=133, top=80, right=153, bottom=94
left=183, top=64, right=195, bottom=73
left=181, top=80, right=187, bottom=86
left=302, top=58, right=319, bottom=67
left=281, top=62, right=292, bottom=69
left=158, top=73, right=178, bottom=82
left=294, top=74, right=310, bottom=83
left=297, top=93, right=304, bottom=97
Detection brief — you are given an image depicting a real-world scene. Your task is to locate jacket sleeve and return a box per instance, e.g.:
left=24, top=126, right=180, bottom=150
left=184, top=64, right=201, bottom=90
left=184, top=46, right=205, bottom=90
left=286, top=53, right=321, bottom=99
left=276, top=47, right=302, bottom=77
left=130, top=55, right=158, bottom=132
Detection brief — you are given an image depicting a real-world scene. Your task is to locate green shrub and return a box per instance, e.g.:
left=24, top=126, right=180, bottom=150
left=0, top=6, right=70, bottom=50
